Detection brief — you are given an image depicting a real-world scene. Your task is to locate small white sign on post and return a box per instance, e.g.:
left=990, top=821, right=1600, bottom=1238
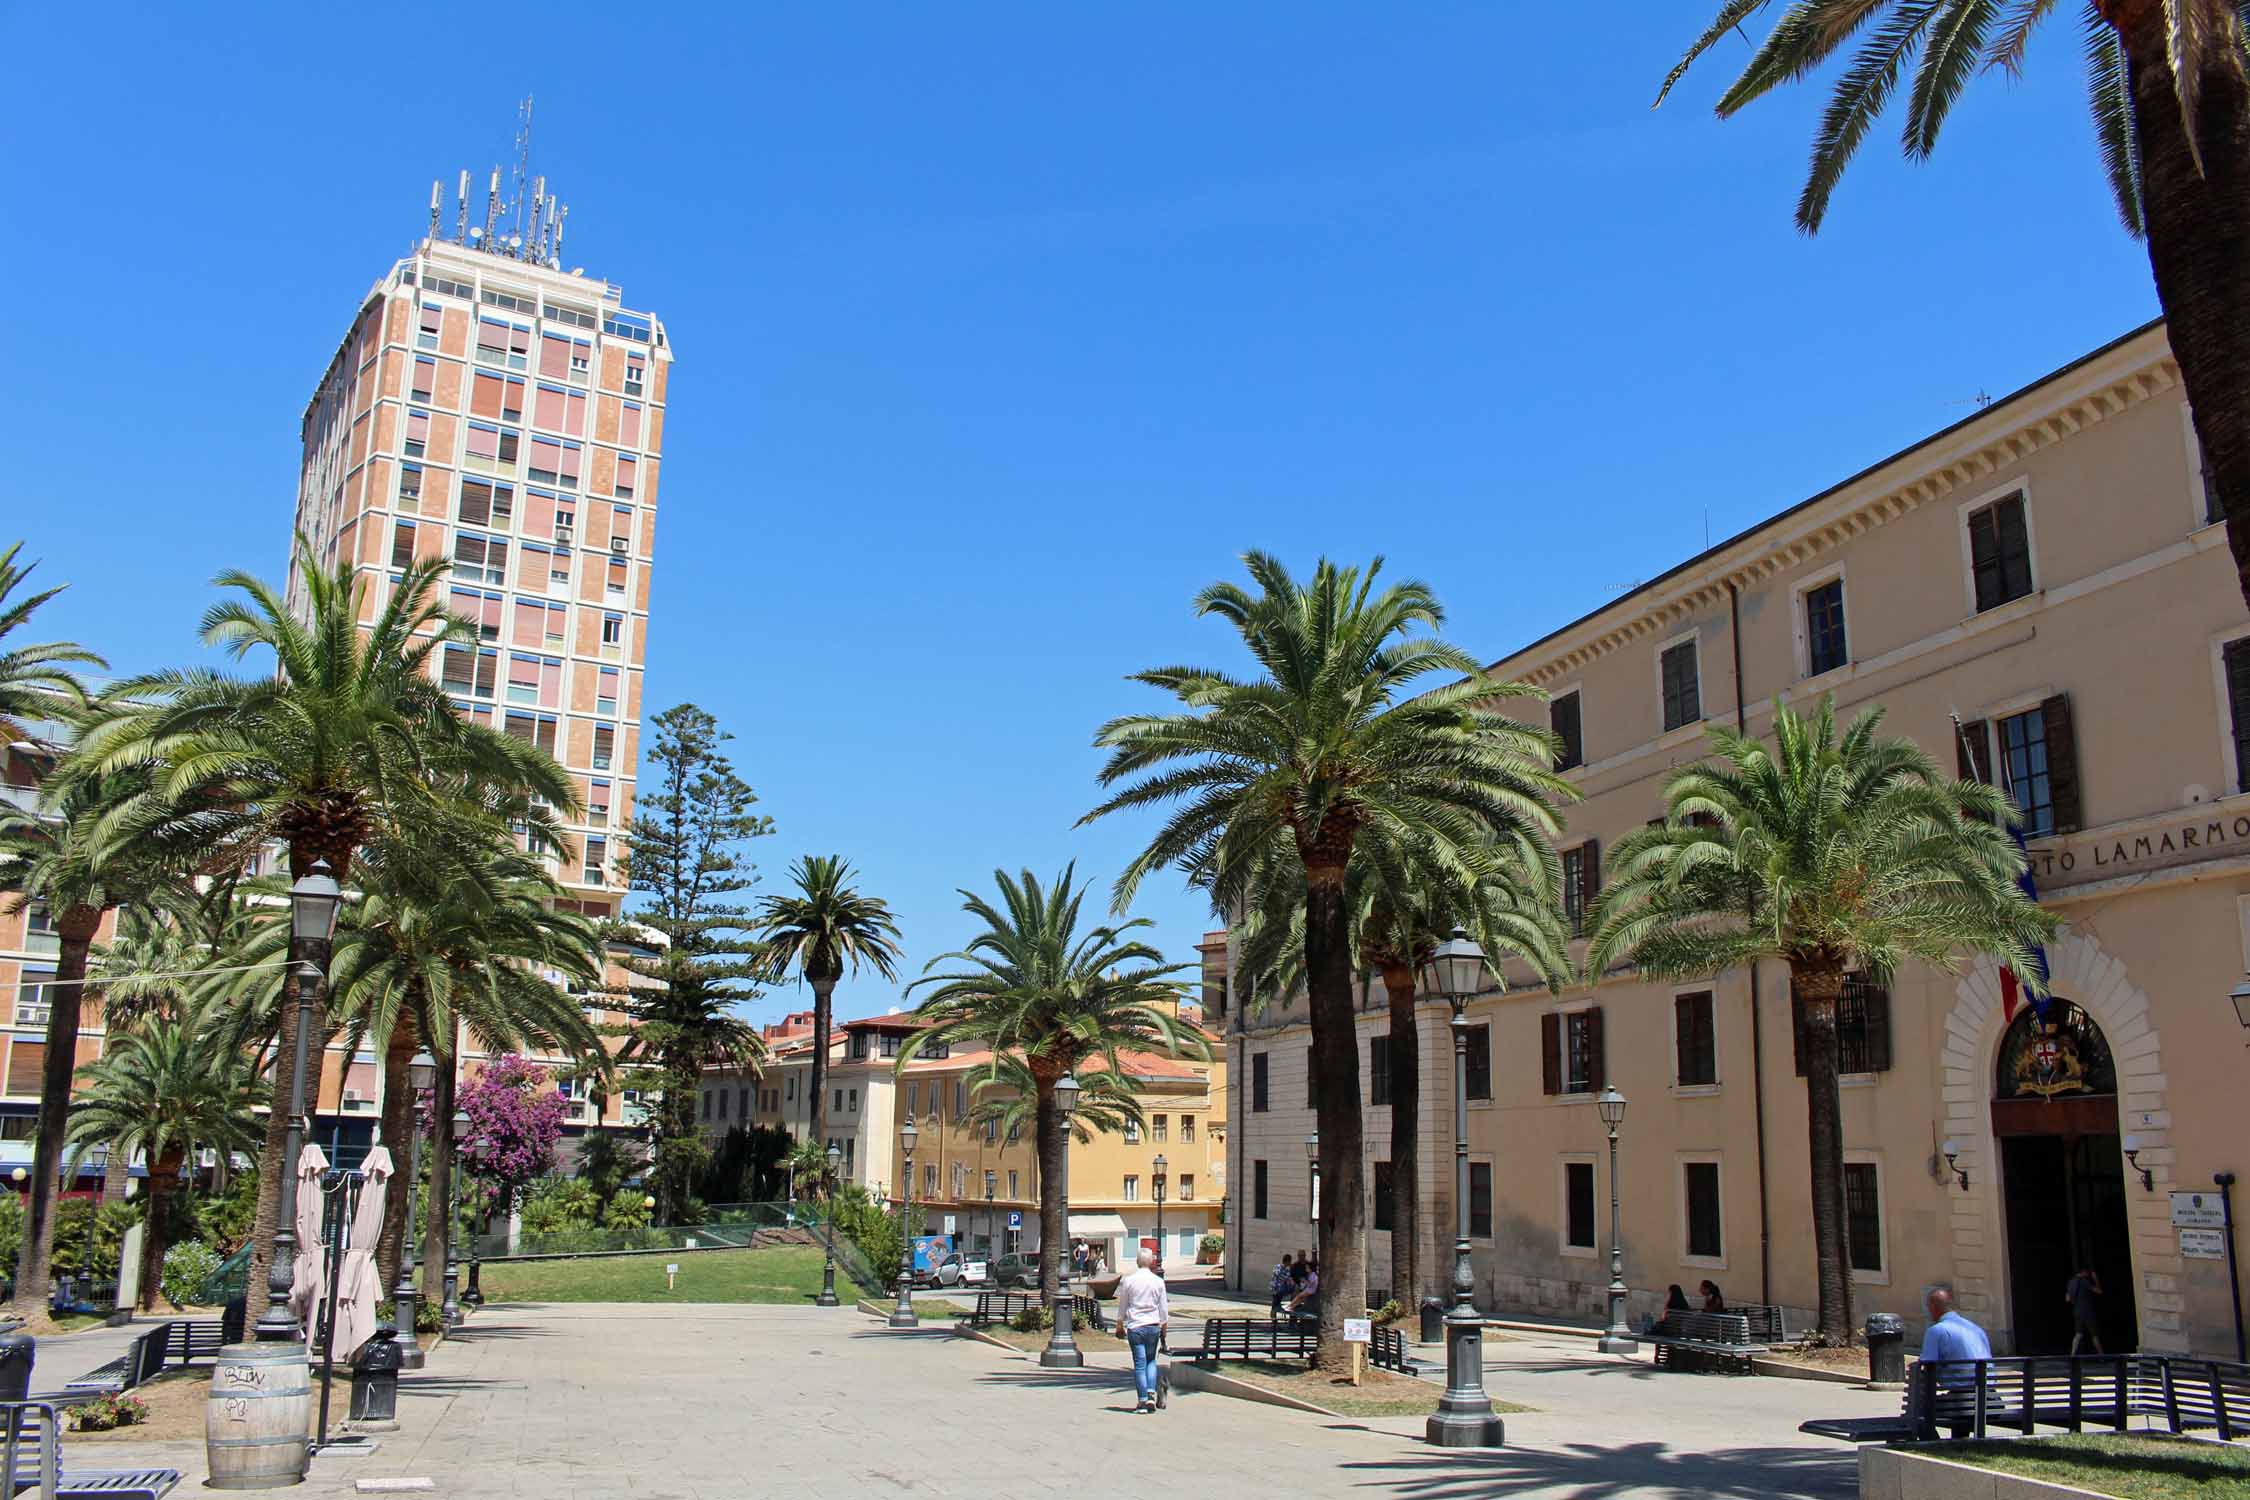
left=2180, top=1228, right=2227, bottom=1260
left=665, top=1262, right=680, bottom=1290
left=2171, top=1192, right=2226, bottom=1229
left=943, top=1215, right=957, bottom=1235
left=1342, top=1318, right=1372, bottom=1344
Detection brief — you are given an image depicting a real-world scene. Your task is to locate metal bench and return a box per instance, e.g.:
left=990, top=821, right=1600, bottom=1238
left=0, top=1402, right=180, bottom=1500
left=1802, top=1353, right=2250, bottom=1445
left=964, top=1292, right=1040, bottom=1328
left=1192, top=1317, right=1319, bottom=1367
left=156, top=1323, right=224, bottom=1368
left=1367, top=1324, right=1436, bottom=1375
left=1647, top=1310, right=1766, bottom=1374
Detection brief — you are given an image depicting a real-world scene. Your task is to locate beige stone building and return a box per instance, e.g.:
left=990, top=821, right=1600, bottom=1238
left=1225, top=320, right=2250, bottom=1359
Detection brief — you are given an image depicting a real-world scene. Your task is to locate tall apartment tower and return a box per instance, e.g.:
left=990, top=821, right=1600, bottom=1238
left=284, top=175, right=670, bottom=1136
left=289, top=200, right=668, bottom=922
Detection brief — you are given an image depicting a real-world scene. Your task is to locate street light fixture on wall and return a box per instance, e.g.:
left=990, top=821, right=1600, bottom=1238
left=2121, top=1135, right=2154, bottom=1192
left=1595, top=1085, right=1636, bottom=1355
left=256, top=861, right=342, bottom=1344
left=890, top=1117, right=920, bottom=1328
left=1041, top=1072, right=1084, bottom=1369
left=1941, top=1140, right=1969, bottom=1191
left=2230, top=975, right=2250, bottom=1039
left=1420, top=926, right=1505, bottom=1448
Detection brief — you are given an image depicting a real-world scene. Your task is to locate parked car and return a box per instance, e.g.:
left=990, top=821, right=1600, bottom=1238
left=993, top=1253, right=1043, bottom=1290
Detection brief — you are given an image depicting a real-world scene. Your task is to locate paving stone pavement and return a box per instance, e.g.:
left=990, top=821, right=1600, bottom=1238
left=81, top=1302, right=1898, bottom=1497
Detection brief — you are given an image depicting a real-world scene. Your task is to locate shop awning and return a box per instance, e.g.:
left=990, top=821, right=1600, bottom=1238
left=1066, top=1213, right=1128, bottom=1239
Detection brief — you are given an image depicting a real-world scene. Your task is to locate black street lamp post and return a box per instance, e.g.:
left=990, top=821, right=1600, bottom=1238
left=891, top=1118, right=921, bottom=1328
left=256, top=862, right=342, bottom=1343
left=1152, top=1153, right=1167, bottom=1273
left=1596, top=1086, right=1637, bottom=1354
left=392, top=1051, right=434, bottom=1369
left=442, top=1108, right=468, bottom=1326
left=816, top=1144, right=842, bottom=1307
left=1040, top=1073, right=1084, bottom=1369
left=1421, top=927, right=1505, bottom=1448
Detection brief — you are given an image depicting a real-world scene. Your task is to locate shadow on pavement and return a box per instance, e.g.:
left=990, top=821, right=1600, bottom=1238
left=1337, top=1440, right=1857, bottom=1500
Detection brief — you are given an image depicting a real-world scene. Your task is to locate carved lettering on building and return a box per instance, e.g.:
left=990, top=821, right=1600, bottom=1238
left=2025, top=814, right=2250, bottom=883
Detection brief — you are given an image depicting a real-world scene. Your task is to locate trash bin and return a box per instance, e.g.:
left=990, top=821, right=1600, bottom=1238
left=0, top=1331, right=33, bottom=1403
left=1420, top=1297, right=1445, bottom=1343
left=1866, top=1312, right=1906, bottom=1385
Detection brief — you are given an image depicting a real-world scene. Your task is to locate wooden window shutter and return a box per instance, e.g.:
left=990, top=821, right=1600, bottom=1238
left=1540, top=1012, right=1561, bottom=1096
left=1674, top=995, right=1692, bottom=1082
left=1864, top=982, right=1894, bottom=1073
left=1954, top=719, right=1990, bottom=783
left=1578, top=838, right=1601, bottom=919
left=2041, top=695, right=2081, bottom=834
left=1584, top=1005, right=1606, bottom=1091
left=1790, top=982, right=1809, bottom=1077
left=2227, top=640, right=2250, bottom=791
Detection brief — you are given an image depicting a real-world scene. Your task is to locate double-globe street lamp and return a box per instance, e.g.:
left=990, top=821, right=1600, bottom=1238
left=256, top=862, right=342, bottom=1344
left=389, top=1051, right=436, bottom=1368
left=890, top=1117, right=921, bottom=1328
left=816, top=1144, right=842, bottom=1307
left=1039, top=1072, right=1083, bottom=1369
left=1596, top=1085, right=1637, bottom=1354
left=1422, top=926, right=1505, bottom=1449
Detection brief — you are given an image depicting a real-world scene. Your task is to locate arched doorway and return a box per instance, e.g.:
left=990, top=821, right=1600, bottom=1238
left=1993, top=1002, right=2138, bottom=1353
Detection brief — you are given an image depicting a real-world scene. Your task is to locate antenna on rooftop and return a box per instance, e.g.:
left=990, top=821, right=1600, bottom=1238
left=511, top=95, right=535, bottom=256
left=427, top=101, right=579, bottom=262
left=456, top=170, right=470, bottom=242
left=428, top=181, right=443, bottom=238
left=482, top=166, right=500, bottom=244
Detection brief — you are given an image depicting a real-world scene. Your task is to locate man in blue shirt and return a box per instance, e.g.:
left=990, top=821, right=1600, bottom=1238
left=1918, top=1287, right=1993, bottom=1438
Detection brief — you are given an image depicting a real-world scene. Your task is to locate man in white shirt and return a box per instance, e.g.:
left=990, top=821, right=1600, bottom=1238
left=1116, top=1248, right=1171, bottom=1413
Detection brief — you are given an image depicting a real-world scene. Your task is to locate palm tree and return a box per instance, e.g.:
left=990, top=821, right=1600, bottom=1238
left=1587, top=694, right=2055, bottom=1342
left=1229, top=828, right=1570, bottom=1308
left=0, top=765, right=184, bottom=1315
left=76, top=541, right=580, bottom=1301
left=957, top=1053, right=1151, bottom=1146
left=1082, top=552, right=1571, bottom=1370
left=63, top=1006, right=266, bottom=1311
left=0, top=543, right=102, bottom=745
left=750, top=856, right=903, bottom=1158
left=900, top=866, right=1205, bottom=1311
left=1660, top=4, right=2250, bottom=609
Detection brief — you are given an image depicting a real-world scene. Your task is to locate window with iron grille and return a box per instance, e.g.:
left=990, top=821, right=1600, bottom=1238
left=1468, top=1162, right=1492, bottom=1238
left=1792, top=975, right=1894, bottom=1076
left=1844, top=1163, right=1883, bottom=1273
left=1253, top=1159, right=1269, bottom=1219
left=1804, top=579, right=1847, bottom=675
left=1684, top=1162, right=1723, bottom=1260
left=1464, top=1024, right=1492, bottom=1100
left=1564, top=1161, right=1595, bottom=1250
left=1968, top=493, right=2034, bottom=611
left=1660, top=640, right=1701, bottom=731
left=1252, top=1051, right=1268, bottom=1112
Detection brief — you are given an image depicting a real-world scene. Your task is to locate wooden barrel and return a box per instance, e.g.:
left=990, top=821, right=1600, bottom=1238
left=204, top=1341, right=313, bottom=1489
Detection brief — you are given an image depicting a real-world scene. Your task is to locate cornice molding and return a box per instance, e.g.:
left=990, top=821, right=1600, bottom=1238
left=1510, top=342, right=2180, bottom=689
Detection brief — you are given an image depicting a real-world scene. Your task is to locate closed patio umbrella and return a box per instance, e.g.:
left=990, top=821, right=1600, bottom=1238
left=286, top=1142, right=329, bottom=1334
left=333, top=1146, right=392, bottom=1363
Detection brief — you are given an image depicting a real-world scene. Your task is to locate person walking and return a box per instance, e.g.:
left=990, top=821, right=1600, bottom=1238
left=2065, top=1268, right=2104, bottom=1355
left=1118, top=1248, right=1171, bottom=1414
left=1918, top=1286, right=1994, bottom=1439
left=1268, top=1254, right=1296, bottom=1318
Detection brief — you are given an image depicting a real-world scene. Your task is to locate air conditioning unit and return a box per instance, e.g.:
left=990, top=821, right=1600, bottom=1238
left=609, top=536, right=629, bottom=554
left=555, top=526, right=574, bottom=546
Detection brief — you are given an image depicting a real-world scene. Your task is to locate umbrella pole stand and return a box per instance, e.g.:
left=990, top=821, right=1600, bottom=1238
left=314, top=1171, right=364, bottom=1452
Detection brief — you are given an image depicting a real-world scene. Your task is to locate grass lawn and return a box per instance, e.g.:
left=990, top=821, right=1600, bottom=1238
left=476, top=1246, right=878, bottom=1305
left=1214, top=1360, right=1532, bottom=1420
left=1941, top=1434, right=2250, bottom=1500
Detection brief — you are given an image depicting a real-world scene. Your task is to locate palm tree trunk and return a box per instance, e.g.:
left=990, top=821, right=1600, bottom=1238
left=374, top=1017, right=419, bottom=1290
left=419, top=1059, right=457, bottom=1319
left=1034, top=1081, right=1065, bottom=1311
left=139, top=1148, right=183, bottom=1313
left=1380, top=963, right=1421, bottom=1311
left=808, top=975, right=835, bottom=1156
left=2113, top=5, right=2250, bottom=609
left=11, top=908, right=100, bottom=1316
left=1793, top=966, right=1854, bottom=1343
left=1299, top=831, right=1369, bottom=1377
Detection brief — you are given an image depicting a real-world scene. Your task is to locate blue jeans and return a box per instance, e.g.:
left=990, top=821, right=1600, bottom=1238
left=1126, top=1324, right=1163, bottom=1404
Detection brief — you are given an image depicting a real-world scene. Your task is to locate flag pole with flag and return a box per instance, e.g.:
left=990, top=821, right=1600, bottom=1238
left=1953, top=711, right=2052, bottom=1024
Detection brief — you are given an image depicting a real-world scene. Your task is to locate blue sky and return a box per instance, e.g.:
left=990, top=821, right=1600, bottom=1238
left=0, top=5, right=2160, bottom=1026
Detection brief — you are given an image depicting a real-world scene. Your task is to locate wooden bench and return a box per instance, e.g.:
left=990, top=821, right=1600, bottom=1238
left=1367, top=1324, right=1437, bottom=1376
left=1647, top=1310, right=1766, bottom=1374
left=1192, top=1317, right=1319, bottom=1368
left=964, top=1292, right=1040, bottom=1328
left=1801, top=1354, right=2250, bottom=1444
left=0, top=1401, right=180, bottom=1499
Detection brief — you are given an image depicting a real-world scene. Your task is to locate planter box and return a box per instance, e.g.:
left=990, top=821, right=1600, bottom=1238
left=1861, top=1445, right=2112, bottom=1500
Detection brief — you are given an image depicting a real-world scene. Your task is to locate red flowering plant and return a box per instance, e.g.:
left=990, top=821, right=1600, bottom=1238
left=454, top=1056, right=569, bottom=1227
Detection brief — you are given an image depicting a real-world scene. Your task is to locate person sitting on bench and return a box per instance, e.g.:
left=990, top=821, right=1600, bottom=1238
left=1918, top=1285, right=1993, bottom=1439
left=1286, top=1259, right=1320, bottom=1326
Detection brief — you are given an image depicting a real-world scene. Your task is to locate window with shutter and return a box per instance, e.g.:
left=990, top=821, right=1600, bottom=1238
left=1792, top=976, right=1892, bottom=1076
left=1661, top=640, right=1701, bottom=731
left=1551, top=690, right=1583, bottom=771
left=1581, top=1005, right=1605, bottom=1091
left=2226, top=639, right=2250, bottom=793
left=1968, top=492, right=2035, bottom=611
left=1465, top=1025, right=1492, bottom=1100
left=1541, top=1012, right=1562, bottom=1096
left=1562, top=841, right=1599, bottom=936
left=1954, top=718, right=1992, bottom=784
left=1998, top=706, right=2058, bottom=837
left=1675, top=991, right=1717, bottom=1086
left=2040, top=695, right=2081, bottom=833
